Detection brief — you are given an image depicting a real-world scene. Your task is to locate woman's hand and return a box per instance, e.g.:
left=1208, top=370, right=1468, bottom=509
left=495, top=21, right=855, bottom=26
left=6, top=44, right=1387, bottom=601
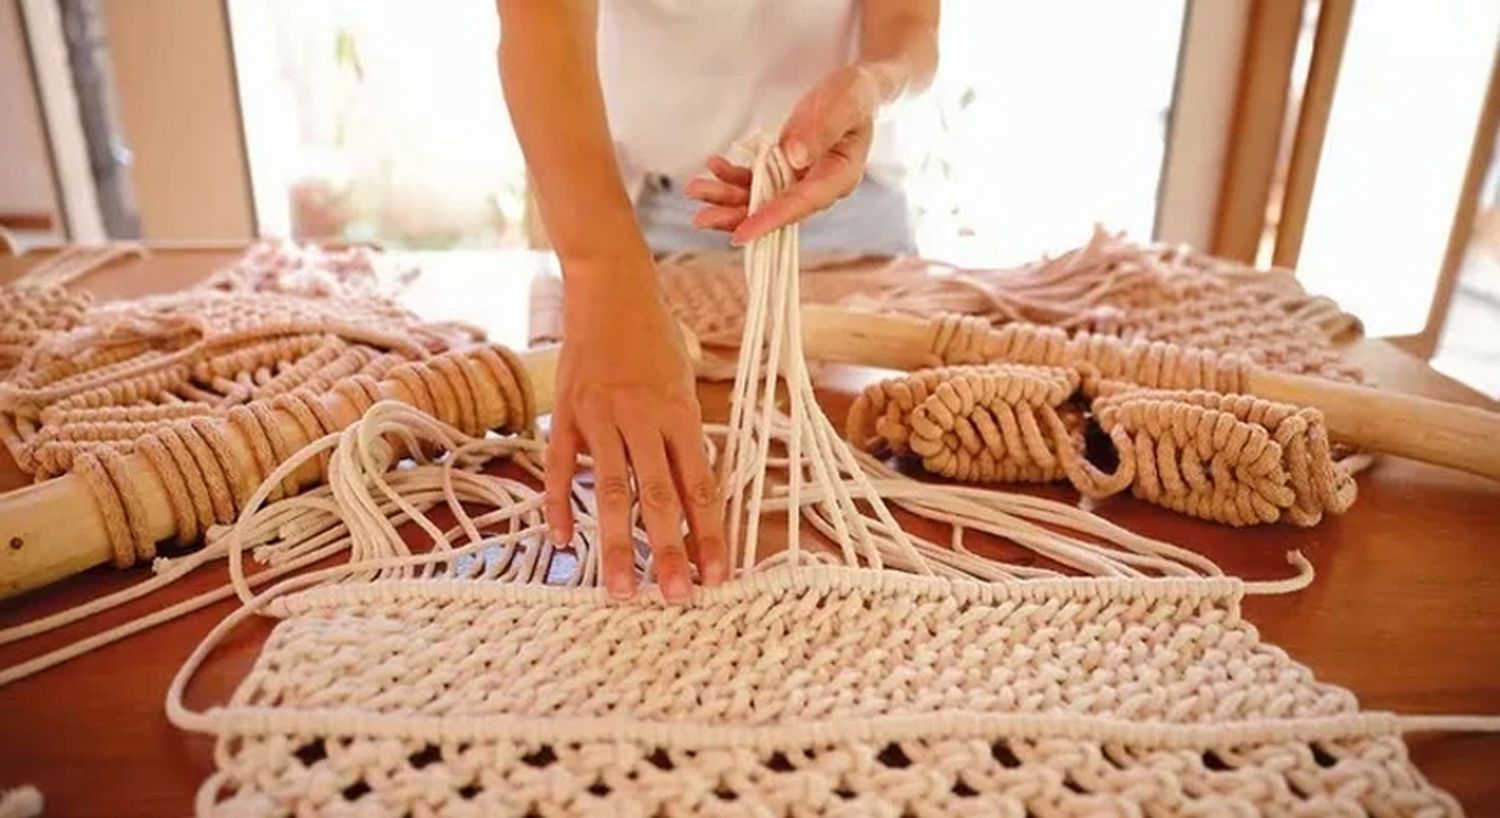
left=545, top=262, right=728, bottom=603
left=686, top=63, right=881, bottom=245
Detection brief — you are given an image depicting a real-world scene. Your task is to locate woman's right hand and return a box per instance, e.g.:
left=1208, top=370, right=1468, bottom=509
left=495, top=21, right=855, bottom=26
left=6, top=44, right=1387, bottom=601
left=544, top=259, right=728, bottom=602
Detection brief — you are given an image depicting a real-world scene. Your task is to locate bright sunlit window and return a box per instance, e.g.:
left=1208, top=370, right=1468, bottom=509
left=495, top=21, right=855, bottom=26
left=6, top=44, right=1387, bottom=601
left=901, top=2, right=1186, bottom=266
left=228, top=0, right=526, bottom=248
left=228, top=1, right=1186, bottom=262
left=1296, top=0, right=1500, bottom=337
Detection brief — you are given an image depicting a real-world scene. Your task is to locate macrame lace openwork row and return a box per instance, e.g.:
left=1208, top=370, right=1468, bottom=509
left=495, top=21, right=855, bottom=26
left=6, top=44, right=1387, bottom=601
left=153, top=140, right=1493, bottom=816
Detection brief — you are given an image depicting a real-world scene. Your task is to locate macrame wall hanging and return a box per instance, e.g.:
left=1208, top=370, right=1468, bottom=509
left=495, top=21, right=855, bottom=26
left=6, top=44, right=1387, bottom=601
left=149, top=141, right=1495, bottom=816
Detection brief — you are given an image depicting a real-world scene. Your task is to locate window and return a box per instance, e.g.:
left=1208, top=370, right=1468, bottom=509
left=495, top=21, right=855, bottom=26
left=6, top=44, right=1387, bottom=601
left=228, top=2, right=1189, bottom=260
left=228, top=0, right=526, bottom=248
left=1296, top=0, right=1500, bottom=336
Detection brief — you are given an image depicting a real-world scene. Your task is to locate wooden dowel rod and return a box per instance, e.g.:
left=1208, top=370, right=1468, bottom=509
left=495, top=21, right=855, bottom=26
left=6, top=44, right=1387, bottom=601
left=800, top=305, right=1500, bottom=481
left=0, top=346, right=559, bottom=600
left=1248, top=369, right=1500, bottom=481
left=801, top=304, right=935, bottom=371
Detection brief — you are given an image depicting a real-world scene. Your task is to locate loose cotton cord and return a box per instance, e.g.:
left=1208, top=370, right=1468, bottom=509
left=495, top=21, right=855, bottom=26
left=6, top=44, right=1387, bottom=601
left=722, top=139, right=926, bottom=575
left=0, top=786, right=41, bottom=818
left=12, top=243, right=147, bottom=289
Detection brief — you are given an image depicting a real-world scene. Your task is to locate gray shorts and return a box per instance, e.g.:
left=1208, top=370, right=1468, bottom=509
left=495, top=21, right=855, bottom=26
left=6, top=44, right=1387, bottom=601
left=636, top=174, right=917, bottom=256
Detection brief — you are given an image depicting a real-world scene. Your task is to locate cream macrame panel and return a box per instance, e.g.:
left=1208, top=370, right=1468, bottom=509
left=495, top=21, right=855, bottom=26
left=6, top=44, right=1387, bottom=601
left=188, top=572, right=1460, bottom=816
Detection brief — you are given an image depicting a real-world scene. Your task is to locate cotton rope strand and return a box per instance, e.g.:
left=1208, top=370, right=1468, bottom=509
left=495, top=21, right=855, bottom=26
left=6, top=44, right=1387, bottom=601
left=0, top=786, right=41, bottom=818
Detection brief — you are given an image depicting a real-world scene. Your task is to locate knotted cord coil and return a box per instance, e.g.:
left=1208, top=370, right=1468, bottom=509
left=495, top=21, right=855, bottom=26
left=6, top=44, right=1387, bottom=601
left=0, top=243, right=522, bottom=570
left=850, top=357, right=1357, bottom=527
left=67, top=343, right=535, bottom=569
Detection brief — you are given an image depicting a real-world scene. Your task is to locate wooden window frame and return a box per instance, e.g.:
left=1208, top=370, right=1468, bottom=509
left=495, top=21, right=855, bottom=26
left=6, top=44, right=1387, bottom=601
left=1270, top=0, right=1353, bottom=269
left=1405, top=47, right=1500, bottom=359
left=1154, top=0, right=1254, bottom=249
left=18, top=0, right=105, bottom=242
left=1208, top=0, right=1307, bottom=263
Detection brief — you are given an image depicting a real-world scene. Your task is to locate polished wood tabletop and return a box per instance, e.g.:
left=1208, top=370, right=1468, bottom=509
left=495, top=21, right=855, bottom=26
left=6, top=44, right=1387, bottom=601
left=1, top=248, right=1498, bottom=816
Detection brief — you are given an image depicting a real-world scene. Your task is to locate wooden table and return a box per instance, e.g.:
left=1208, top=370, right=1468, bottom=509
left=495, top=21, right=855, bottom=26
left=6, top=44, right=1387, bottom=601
left=1, top=248, right=1498, bottom=816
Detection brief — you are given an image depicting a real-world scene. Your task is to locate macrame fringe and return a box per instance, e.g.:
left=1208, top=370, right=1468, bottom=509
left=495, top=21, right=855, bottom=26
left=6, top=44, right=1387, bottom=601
left=603, top=223, right=1366, bottom=386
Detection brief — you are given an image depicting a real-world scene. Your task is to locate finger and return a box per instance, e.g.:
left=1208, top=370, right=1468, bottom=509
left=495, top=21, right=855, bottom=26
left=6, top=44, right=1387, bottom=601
left=693, top=205, right=748, bottom=233
left=620, top=423, right=693, bottom=603
left=582, top=423, right=637, bottom=600
left=731, top=155, right=861, bottom=245
left=707, top=155, right=752, bottom=186
left=543, top=419, right=581, bottom=547
left=683, top=178, right=749, bottom=207
left=665, top=417, right=728, bottom=585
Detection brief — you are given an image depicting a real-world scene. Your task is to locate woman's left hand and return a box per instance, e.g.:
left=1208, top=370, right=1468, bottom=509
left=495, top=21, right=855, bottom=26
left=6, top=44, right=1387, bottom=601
left=686, top=64, right=880, bottom=245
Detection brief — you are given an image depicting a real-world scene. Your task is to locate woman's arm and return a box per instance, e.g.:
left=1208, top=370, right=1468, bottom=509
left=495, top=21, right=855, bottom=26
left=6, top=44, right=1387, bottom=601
left=496, top=0, right=728, bottom=602
left=497, top=1, right=648, bottom=271
left=687, top=0, right=940, bottom=242
left=857, top=0, right=941, bottom=103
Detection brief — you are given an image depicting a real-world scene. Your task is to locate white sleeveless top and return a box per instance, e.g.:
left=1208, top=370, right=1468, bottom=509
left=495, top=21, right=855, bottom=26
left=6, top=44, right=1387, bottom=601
left=597, top=0, right=901, bottom=192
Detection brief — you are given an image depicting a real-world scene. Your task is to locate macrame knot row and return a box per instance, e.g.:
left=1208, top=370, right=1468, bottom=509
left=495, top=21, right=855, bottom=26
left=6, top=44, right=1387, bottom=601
left=928, top=314, right=1252, bottom=395
left=69, top=343, right=535, bottom=568
left=847, top=365, right=1132, bottom=496
left=0, top=286, right=95, bottom=384
left=850, top=363, right=1355, bottom=527
left=1092, top=387, right=1356, bottom=527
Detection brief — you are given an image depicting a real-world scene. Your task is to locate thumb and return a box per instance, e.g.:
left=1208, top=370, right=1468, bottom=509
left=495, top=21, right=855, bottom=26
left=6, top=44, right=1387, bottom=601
left=779, top=84, right=863, bottom=172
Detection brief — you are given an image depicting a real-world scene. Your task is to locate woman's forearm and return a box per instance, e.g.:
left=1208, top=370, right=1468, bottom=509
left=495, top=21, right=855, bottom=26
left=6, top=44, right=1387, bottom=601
left=496, top=0, right=652, bottom=281
left=858, top=0, right=940, bottom=105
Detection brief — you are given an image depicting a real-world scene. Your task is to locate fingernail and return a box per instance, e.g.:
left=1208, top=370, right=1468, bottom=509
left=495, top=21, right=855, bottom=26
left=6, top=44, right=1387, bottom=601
left=548, top=527, right=568, bottom=546
left=705, top=560, right=729, bottom=585
left=664, top=575, right=692, bottom=603
left=784, top=140, right=809, bottom=169
left=607, top=574, right=634, bottom=600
